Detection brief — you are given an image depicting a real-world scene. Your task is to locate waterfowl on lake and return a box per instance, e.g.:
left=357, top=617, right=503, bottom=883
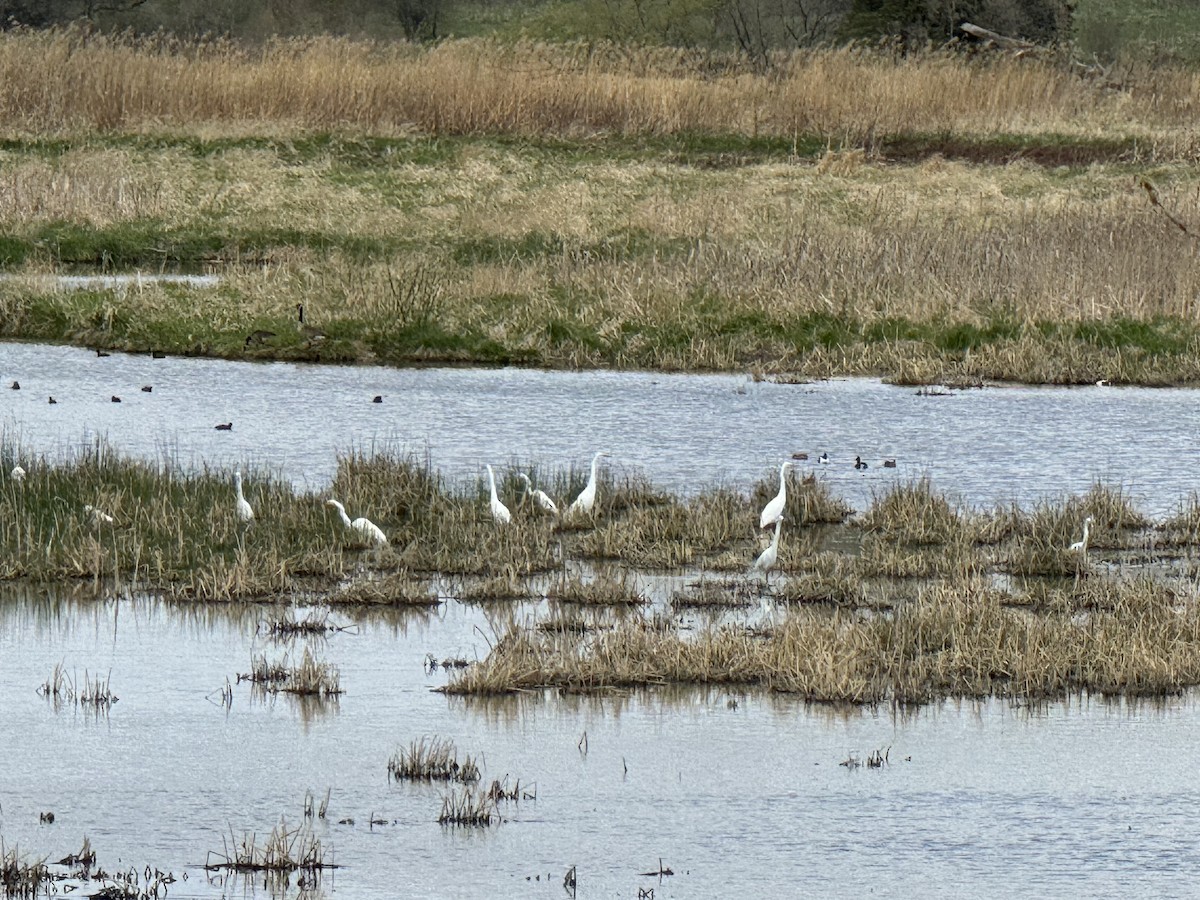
left=883, top=459, right=897, bottom=468
left=372, top=395, right=383, bottom=403
left=519, top=472, right=559, bottom=515
left=486, top=464, right=512, bottom=525
left=326, top=498, right=388, bottom=545
left=759, top=460, right=792, bottom=529
left=791, top=452, right=808, bottom=461
left=855, top=456, right=868, bottom=470
left=48, top=397, right=56, bottom=404
left=817, top=452, right=829, bottom=464
left=95, top=349, right=110, bottom=357
left=111, top=396, right=121, bottom=403
left=568, top=452, right=607, bottom=517
left=151, top=350, right=166, bottom=359
left=9, top=381, right=18, bottom=390
left=215, top=422, right=233, bottom=431
left=141, top=385, right=152, bottom=393
left=234, top=470, right=254, bottom=523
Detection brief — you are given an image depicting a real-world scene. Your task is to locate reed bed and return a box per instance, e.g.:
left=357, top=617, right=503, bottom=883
left=438, top=789, right=497, bottom=827
left=447, top=576, right=1200, bottom=703
left=204, top=820, right=334, bottom=877
left=0, top=33, right=1194, bottom=143
left=388, top=736, right=481, bottom=784
left=240, top=648, right=341, bottom=697
left=548, top=571, right=646, bottom=606
left=0, top=845, right=49, bottom=900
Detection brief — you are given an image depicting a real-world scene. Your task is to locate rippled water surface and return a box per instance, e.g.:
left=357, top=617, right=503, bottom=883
left=4, top=341, right=1200, bottom=898
left=3, top=590, right=1200, bottom=899
left=2, top=341, right=1197, bottom=513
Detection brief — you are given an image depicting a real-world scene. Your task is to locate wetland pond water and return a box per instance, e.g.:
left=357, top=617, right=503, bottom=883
left=1, top=342, right=1198, bottom=514
left=4, top=341, right=1200, bottom=897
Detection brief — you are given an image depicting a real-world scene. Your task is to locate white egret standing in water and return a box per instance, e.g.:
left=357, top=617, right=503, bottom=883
left=1069, top=516, right=1093, bottom=554
left=759, top=461, right=792, bottom=529
left=568, top=452, right=606, bottom=516
left=234, top=470, right=254, bottom=523
left=518, top=473, right=558, bottom=515
left=326, top=499, right=389, bottom=545
left=751, top=518, right=783, bottom=583
left=486, top=465, right=512, bottom=525
left=10, top=465, right=25, bottom=482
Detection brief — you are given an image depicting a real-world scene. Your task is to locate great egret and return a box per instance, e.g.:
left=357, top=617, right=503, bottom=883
left=486, top=465, right=512, bottom=525
left=234, top=470, right=254, bottom=523
left=568, top=452, right=606, bottom=516
left=1069, top=516, right=1093, bottom=553
left=11, top=465, right=25, bottom=482
left=326, top=499, right=389, bottom=545
left=83, top=504, right=114, bottom=525
left=855, top=456, right=868, bottom=470
left=751, top=517, right=783, bottom=583
left=518, top=472, right=558, bottom=515
left=759, top=461, right=792, bottom=529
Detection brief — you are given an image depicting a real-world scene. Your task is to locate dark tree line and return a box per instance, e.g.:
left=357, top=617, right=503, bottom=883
left=0, top=0, right=1073, bottom=50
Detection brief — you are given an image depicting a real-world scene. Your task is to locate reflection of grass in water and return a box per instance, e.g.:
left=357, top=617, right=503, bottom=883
left=445, top=577, right=1200, bottom=704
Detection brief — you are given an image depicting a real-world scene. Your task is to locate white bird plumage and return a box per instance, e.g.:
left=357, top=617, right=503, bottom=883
left=1069, top=515, right=1093, bottom=553
left=83, top=503, right=114, bottom=525
left=751, top=517, right=783, bottom=581
left=518, top=472, right=558, bottom=515
left=486, top=465, right=512, bottom=525
left=326, top=499, right=389, bottom=545
left=234, top=470, right=254, bottom=523
left=10, top=464, right=25, bottom=482
left=759, top=461, right=792, bottom=529
left=568, top=452, right=606, bottom=516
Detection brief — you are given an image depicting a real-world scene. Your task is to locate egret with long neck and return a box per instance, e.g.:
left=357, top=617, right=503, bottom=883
left=759, top=461, right=792, bottom=529
left=326, top=499, right=388, bottom=545
left=568, top=452, right=606, bottom=516
left=234, top=470, right=254, bottom=523
left=518, top=472, right=558, bottom=515
left=487, top=465, right=512, bottom=525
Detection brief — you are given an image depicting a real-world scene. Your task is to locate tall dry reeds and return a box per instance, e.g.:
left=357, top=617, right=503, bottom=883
left=0, top=31, right=1196, bottom=144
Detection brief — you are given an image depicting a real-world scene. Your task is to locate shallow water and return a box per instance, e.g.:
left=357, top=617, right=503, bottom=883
left=4, top=343, right=1200, bottom=897
left=3, top=589, right=1200, bottom=899
left=1, top=341, right=1197, bottom=515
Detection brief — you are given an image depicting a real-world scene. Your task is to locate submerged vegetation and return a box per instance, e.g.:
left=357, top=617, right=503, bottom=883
left=0, top=33, right=1195, bottom=381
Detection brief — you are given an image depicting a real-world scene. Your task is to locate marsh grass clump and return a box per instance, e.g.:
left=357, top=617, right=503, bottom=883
left=77, top=669, right=117, bottom=707
left=548, top=571, right=646, bottom=606
left=750, top=471, right=851, bottom=527
left=577, top=489, right=746, bottom=567
left=1, top=844, right=50, bottom=899
left=241, top=649, right=341, bottom=697
left=332, top=572, right=439, bottom=606
left=388, top=736, right=481, bottom=784
left=1159, top=494, right=1200, bottom=547
left=456, top=575, right=531, bottom=603
left=773, top=555, right=866, bottom=606
left=204, top=820, right=334, bottom=877
left=438, top=789, right=497, bottom=827
left=670, top=578, right=752, bottom=609
left=261, top=609, right=338, bottom=640
left=858, top=478, right=967, bottom=545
